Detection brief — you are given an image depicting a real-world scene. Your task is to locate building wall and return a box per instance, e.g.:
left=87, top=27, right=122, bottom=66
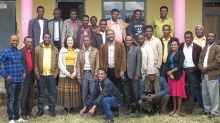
left=85, top=0, right=102, bottom=21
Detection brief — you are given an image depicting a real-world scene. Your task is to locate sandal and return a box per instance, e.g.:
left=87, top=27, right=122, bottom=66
left=173, top=113, right=179, bottom=118
left=169, top=111, right=175, bottom=116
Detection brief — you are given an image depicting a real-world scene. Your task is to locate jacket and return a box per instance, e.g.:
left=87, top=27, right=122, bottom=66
left=91, top=31, right=107, bottom=49
left=48, top=18, right=64, bottom=42
left=76, top=26, right=92, bottom=49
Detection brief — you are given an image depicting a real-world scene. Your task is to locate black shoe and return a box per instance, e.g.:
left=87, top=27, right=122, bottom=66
left=92, top=111, right=97, bottom=117
left=21, top=114, right=27, bottom=120
left=124, top=107, right=134, bottom=115
left=185, top=106, right=193, bottom=114
left=114, top=111, right=119, bottom=117
left=27, top=113, right=36, bottom=118
left=69, top=108, right=76, bottom=115
left=135, top=110, right=141, bottom=117
left=50, top=110, right=56, bottom=117
left=208, top=114, right=219, bottom=118
left=149, top=108, right=155, bottom=115
left=103, top=119, right=114, bottom=123
left=36, top=110, right=44, bottom=117
left=62, top=108, right=68, bottom=115
left=199, top=111, right=210, bottom=115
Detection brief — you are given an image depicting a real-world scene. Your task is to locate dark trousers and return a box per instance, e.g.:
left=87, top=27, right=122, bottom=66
left=5, top=82, right=23, bottom=121
left=107, top=68, right=122, bottom=93
left=53, top=41, right=60, bottom=51
left=20, top=72, right=35, bottom=115
left=123, top=76, right=140, bottom=109
left=195, top=78, right=203, bottom=106
left=185, top=68, right=197, bottom=106
left=160, top=63, right=168, bottom=82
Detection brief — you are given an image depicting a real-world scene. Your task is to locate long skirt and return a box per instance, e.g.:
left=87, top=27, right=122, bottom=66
left=56, top=66, right=81, bottom=108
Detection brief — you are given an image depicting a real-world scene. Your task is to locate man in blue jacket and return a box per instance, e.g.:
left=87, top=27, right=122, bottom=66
left=80, top=68, right=122, bottom=123
left=138, top=67, right=169, bottom=115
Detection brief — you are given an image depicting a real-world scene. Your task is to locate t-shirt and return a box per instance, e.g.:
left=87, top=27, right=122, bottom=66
left=127, top=21, right=146, bottom=45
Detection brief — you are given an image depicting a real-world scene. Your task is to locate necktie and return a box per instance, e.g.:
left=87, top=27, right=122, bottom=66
left=99, top=83, right=102, bottom=92
left=82, top=29, right=88, bottom=49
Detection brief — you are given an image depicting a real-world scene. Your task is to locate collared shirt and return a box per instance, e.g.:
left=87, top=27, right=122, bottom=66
left=100, top=31, right=106, bottom=44
left=54, top=20, right=59, bottom=41
left=203, top=43, right=215, bottom=68
left=0, top=47, right=25, bottom=82
left=66, top=49, right=75, bottom=66
left=84, top=47, right=91, bottom=70
left=162, top=37, right=170, bottom=62
left=43, top=44, right=51, bottom=76
left=151, top=17, right=174, bottom=38
left=108, top=41, right=115, bottom=68
left=24, top=47, right=33, bottom=71
left=193, top=36, right=206, bottom=49
left=183, top=43, right=195, bottom=68
left=110, top=19, right=123, bottom=42
left=71, top=19, right=77, bottom=29
left=39, top=19, right=44, bottom=43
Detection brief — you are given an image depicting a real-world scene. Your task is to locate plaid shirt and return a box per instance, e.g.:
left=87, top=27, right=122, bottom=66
left=108, top=42, right=115, bottom=68
left=0, top=47, right=25, bottom=82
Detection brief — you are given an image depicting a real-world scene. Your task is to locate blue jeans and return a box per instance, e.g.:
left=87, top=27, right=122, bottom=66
left=91, top=97, right=122, bottom=120
left=37, top=75, right=56, bottom=111
left=5, top=82, right=23, bottom=121
left=195, top=78, right=203, bottom=106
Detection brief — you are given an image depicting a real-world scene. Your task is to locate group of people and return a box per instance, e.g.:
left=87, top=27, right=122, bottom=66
left=0, top=5, right=220, bottom=123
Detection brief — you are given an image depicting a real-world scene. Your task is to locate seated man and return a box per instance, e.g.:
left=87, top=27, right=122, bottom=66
left=80, top=68, right=122, bottom=123
left=138, top=67, right=170, bottom=115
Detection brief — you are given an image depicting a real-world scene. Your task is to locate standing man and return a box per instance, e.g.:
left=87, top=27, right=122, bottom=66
left=107, top=9, right=128, bottom=43
left=76, top=15, right=92, bottom=49
left=198, top=32, right=220, bottom=118
left=179, top=31, right=202, bottom=114
left=77, top=36, right=99, bottom=106
left=151, top=6, right=174, bottom=38
left=91, top=19, right=107, bottom=49
left=0, top=35, right=26, bottom=123
left=123, top=35, right=142, bottom=117
left=127, top=9, right=146, bottom=46
left=28, top=6, right=48, bottom=48
left=137, top=34, right=154, bottom=80
left=20, top=36, right=35, bottom=120
left=99, top=29, right=126, bottom=116
left=48, top=8, right=63, bottom=50
left=145, top=25, right=163, bottom=75
left=35, top=33, right=59, bottom=117
left=90, top=16, right=99, bottom=32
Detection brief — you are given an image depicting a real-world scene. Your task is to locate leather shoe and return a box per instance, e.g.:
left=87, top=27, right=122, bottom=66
left=124, top=107, right=134, bottom=115
left=114, top=111, right=119, bottom=117
left=36, top=110, right=44, bottom=117
left=69, top=108, right=76, bottom=115
left=50, top=110, right=56, bottom=117
left=103, top=119, right=114, bottom=123
left=62, top=108, right=68, bottom=115
left=199, top=111, right=210, bottom=115
left=149, top=108, right=155, bottom=115
left=27, top=113, right=36, bottom=118
left=135, top=110, right=141, bottom=117
left=208, top=114, right=219, bottom=118
left=21, top=114, right=27, bottom=120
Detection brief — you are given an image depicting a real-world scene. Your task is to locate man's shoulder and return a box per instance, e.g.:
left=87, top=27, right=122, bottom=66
left=166, top=17, right=173, bottom=21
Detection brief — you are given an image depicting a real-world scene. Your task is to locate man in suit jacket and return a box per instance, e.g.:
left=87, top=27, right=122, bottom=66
left=198, top=32, right=220, bottom=118
left=48, top=8, right=63, bottom=50
left=91, top=19, right=107, bottom=49
left=179, top=31, right=202, bottom=114
left=123, top=35, right=142, bottom=117
left=99, top=29, right=126, bottom=116
left=77, top=36, right=99, bottom=106
left=28, top=6, right=48, bottom=48
left=19, top=36, right=35, bottom=120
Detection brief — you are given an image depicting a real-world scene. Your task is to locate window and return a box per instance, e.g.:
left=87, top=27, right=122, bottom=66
left=102, top=0, right=146, bottom=23
left=203, top=1, right=220, bottom=43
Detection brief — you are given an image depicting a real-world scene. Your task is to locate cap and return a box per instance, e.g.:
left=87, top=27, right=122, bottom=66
left=147, top=67, right=156, bottom=74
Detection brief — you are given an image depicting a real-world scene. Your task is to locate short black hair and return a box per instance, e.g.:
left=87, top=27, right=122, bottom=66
left=99, top=19, right=107, bottom=24
left=97, top=68, right=107, bottom=74
left=162, top=24, right=170, bottom=30
left=138, top=33, right=145, bottom=38
left=133, top=9, right=142, bottom=15
left=53, top=8, right=61, bottom=13
left=37, top=6, right=44, bottom=11
left=160, top=6, right=168, bottom=12
left=208, top=32, right=216, bottom=37
left=126, top=34, right=133, bottom=39
left=64, top=35, right=76, bottom=49
left=90, top=16, right=97, bottom=20
left=82, top=14, right=89, bottom=19
left=43, top=33, right=51, bottom=38
left=145, top=25, right=154, bottom=32
left=184, top=31, right=193, bottom=37
left=23, top=36, right=32, bottom=42
left=170, top=37, right=180, bottom=46
left=111, top=8, right=119, bottom=14
left=69, top=8, right=77, bottom=14
left=83, top=35, right=91, bottom=41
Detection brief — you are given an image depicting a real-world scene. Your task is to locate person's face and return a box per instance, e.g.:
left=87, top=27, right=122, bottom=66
left=70, top=11, right=77, bottom=20
left=82, top=17, right=89, bottom=26
left=24, top=38, right=33, bottom=49
left=162, top=26, right=170, bottom=37
left=43, top=34, right=51, bottom=45
left=184, top=34, right=193, bottom=46
left=148, top=74, right=156, bottom=82
left=137, top=35, right=145, bottom=46
left=53, top=10, right=61, bottom=20
left=9, top=35, right=19, bottom=48
left=37, top=8, right=44, bottom=18
left=66, top=37, right=74, bottom=47
left=160, top=8, right=168, bottom=18
left=145, top=28, right=153, bottom=38
left=125, top=36, right=133, bottom=47
left=97, top=70, right=107, bottom=81
left=107, top=30, right=115, bottom=42
left=134, top=11, right=141, bottom=21
left=90, top=17, right=97, bottom=26
left=207, top=33, right=216, bottom=44
left=99, top=21, right=107, bottom=32
left=83, top=37, right=91, bottom=47
left=171, top=41, right=179, bottom=52
left=195, top=26, right=204, bottom=38
left=111, top=11, right=119, bottom=21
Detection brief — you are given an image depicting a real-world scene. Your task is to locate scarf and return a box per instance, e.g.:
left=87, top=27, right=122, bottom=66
left=145, top=76, right=160, bottom=94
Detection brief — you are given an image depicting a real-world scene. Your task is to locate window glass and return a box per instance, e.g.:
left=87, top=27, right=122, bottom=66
left=103, top=2, right=123, bottom=10
left=125, top=2, right=144, bottom=10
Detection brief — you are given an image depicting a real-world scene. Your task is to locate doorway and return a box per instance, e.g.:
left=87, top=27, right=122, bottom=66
left=58, top=2, right=85, bottom=20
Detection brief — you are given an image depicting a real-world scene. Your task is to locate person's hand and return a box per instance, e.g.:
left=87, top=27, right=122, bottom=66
left=78, top=78, right=82, bottom=84
left=94, top=75, right=98, bottom=82
left=53, top=73, right=58, bottom=79
left=96, top=29, right=100, bottom=34
left=70, top=74, right=75, bottom=79
left=89, top=108, right=95, bottom=116
left=149, top=94, right=156, bottom=100
left=67, top=74, right=72, bottom=78
left=144, top=94, right=151, bottom=101
left=5, top=76, right=12, bottom=84
left=167, top=71, right=172, bottom=76
left=80, top=107, right=87, bottom=115
left=35, top=74, right=41, bottom=82
left=134, top=76, right=140, bottom=81
left=23, top=74, right=26, bottom=79
left=119, top=71, right=124, bottom=78
left=201, top=67, right=207, bottom=73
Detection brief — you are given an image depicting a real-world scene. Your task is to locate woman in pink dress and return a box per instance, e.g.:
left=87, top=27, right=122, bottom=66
left=165, top=37, right=187, bottom=117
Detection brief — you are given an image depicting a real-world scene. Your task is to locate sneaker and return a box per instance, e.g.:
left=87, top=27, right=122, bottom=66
left=9, top=120, right=14, bottom=123
left=15, top=118, right=26, bottom=122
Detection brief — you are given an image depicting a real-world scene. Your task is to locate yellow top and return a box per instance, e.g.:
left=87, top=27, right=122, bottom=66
left=193, top=36, right=206, bottom=49
left=151, top=17, right=174, bottom=38
left=43, top=44, right=51, bottom=76
left=162, top=37, right=170, bottom=63
left=66, top=49, right=75, bottom=66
